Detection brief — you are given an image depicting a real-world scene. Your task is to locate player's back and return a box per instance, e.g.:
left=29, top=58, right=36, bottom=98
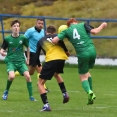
left=66, top=23, right=94, bottom=53
left=38, top=34, right=68, bottom=62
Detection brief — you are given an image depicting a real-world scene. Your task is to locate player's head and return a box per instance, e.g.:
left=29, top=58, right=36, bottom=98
left=11, top=19, right=21, bottom=27
left=36, top=18, right=44, bottom=29
left=11, top=19, right=21, bottom=34
left=58, top=25, right=68, bottom=34
left=46, top=26, right=56, bottom=34
left=67, top=18, right=78, bottom=27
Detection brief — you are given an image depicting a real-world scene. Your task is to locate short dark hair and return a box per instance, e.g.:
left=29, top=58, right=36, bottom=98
left=11, top=19, right=21, bottom=27
left=46, top=26, right=56, bottom=34
left=37, top=18, right=44, bottom=21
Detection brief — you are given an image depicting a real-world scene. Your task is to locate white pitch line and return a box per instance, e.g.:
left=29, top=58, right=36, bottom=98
left=50, top=90, right=79, bottom=93
left=52, top=106, right=117, bottom=110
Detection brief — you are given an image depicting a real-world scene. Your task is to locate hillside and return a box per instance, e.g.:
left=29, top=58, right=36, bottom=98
left=0, top=0, right=117, bottom=57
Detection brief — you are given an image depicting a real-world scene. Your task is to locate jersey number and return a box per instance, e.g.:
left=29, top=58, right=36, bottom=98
left=73, top=29, right=80, bottom=40
left=47, top=37, right=53, bottom=43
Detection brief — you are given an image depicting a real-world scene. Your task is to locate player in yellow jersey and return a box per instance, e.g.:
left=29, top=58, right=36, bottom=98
left=36, top=26, right=70, bottom=112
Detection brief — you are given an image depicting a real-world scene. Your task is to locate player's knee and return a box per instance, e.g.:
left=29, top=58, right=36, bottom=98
left=54, top=72, right=59, bottom=78
left=29, top=70, right=34, bottom=75
left=38, top=81, right=44, bottom=87
left=9, top=74, right=15, bottom=80
left=26, top=75, right=31, bottom=82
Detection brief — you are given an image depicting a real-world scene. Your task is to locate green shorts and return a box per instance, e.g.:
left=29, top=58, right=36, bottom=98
left=6, top=61, right=28, bottom=75
left=77, top=48, right=96, bottom=74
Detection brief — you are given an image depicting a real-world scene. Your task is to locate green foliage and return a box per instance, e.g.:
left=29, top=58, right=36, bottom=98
left=0, top=0, right=117, bottom=57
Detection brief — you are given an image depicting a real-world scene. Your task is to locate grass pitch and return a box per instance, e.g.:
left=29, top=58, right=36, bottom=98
left=0, top=63, right=117, bottom=117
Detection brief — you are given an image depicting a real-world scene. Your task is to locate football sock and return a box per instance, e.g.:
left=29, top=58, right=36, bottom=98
left=40, top=93, right=49, bottom=104
left=58, top=82, right=67, bottom=93
left=82, top=80, right=90, bottom=93
left=5, top=79, right=13, bottom=91
left=27, top=82, right=33, bottom=97
left=88, top=77, right=92, bottom=90
left=15, top=71, right=20, bottom=76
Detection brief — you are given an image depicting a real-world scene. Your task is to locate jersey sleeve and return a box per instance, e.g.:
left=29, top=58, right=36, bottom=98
left=1, top=39, right=8, bottom=50
left=24, top=29, right=31, bottom=39
left=58, top=40, right=68, bottom=52
left=23, top=37, right=29, bottom=47
left=58, top=30, right=68, bottom=40
left=36, top=41, right=42, bottom=64
left=84, top=23, right=94, bottom=33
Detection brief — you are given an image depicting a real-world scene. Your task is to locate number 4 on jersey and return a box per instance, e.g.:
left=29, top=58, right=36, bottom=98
left=73, top=28, right=80, bottom=40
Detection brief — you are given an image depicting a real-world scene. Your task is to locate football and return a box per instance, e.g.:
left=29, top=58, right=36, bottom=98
left=58, top=25, right=68, bottom=34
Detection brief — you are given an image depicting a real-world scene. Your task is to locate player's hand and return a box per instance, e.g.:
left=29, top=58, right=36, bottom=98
left=26, top=59, right=29, bottom=65
left=66, top=51, right=70, bottom=57
left=0, top=51, right=7, bottom=56
left=102, top=22, right=107, bottom=28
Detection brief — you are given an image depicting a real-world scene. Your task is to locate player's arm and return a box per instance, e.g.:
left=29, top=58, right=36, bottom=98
left=24, top=29, right=31, bottom=39
left=26, top=47, right=30, bottom=65
left=52, top=30, right=67, bottom=44
left=0, top=39, right=8, bottom=56
left=84, top=22, right=107, bottom=35
left=52, top=36, right=60, bottom=44
left=36, top=41, right=42, bottom=64
left=26, top=47, right=30, bottom=60
left=58, top=40, right=70, bottom=56
left=23, top=37, right=30, bottom=64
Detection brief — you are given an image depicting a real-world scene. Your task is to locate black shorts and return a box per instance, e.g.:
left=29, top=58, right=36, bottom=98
left=40, top=60, right=65, bottom=80
left=25, top=51, right=41, bottom=67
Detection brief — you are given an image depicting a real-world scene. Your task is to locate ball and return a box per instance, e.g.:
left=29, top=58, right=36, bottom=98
left=58, top=25, right=68, bottom=34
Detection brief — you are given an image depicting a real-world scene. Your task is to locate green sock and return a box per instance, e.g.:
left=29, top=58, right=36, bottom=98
left=5, top=79, right=13, bottom=91
left=82, top=80, right=90, bottom=93
left=27, top=82, right=33, bottom=97
left=88, top=77, right=92, bottom=90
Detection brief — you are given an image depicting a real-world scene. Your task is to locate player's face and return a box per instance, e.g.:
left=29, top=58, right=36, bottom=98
left=36, top=20, right=44, bottom=29
left=11, top=23, right=20, bottom=34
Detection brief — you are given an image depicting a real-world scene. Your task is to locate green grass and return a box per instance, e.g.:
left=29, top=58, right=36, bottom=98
left=0, top=63, right=117, bottom=117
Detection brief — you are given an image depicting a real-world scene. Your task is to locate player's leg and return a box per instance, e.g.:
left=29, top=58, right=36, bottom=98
left=88, top=72, right=92, bottom=90
left=25, top=51, right=36, bottom=75
left=80, top=73, right=95, bottom=105
left=38, top=61, right=55, bottom=111
left=86, top=49, right=97, bottom=104
left=36, top=65, right=42, bottom=80
left=2, top=62, right=15, bottom=100
left=88, top=48, right=96, bottom=91
left=54, top=72, right=70, bottom=103
left=37, top=78, right=51, bottom=112
left=36, top=62, right=49, bottom=92
left=54, top=60, right=69, bottom=104
left=20, top=63, right=37, bottom=101
left=78, top=53, right=95, bottom=105
left=87, top=73, right=96, bottom=105
left=28, top=65, right=36, bottom=75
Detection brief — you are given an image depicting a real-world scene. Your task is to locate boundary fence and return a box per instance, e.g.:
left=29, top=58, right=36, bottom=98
left=0, top=14, right=117, bottom=40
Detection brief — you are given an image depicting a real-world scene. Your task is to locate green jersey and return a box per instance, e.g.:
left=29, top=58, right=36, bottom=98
left=58, top=23, right=95, bottom=55
left=2, top=35, right=29, bottom=63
